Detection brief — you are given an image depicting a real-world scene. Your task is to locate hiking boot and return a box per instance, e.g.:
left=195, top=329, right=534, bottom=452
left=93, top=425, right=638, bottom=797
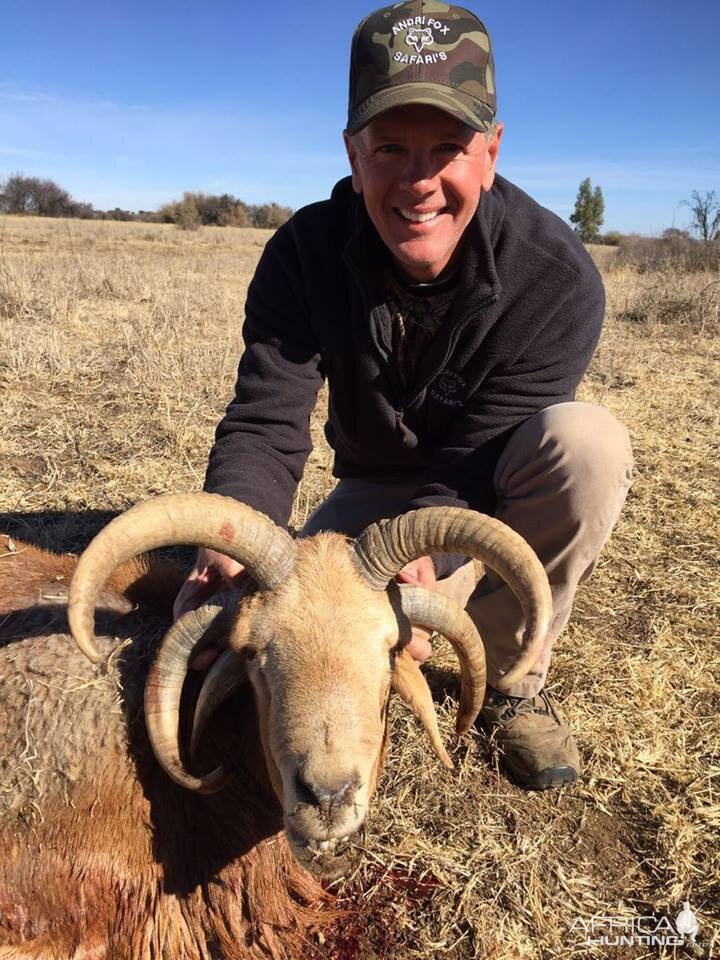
left=479, top=687, right=580, bottom=790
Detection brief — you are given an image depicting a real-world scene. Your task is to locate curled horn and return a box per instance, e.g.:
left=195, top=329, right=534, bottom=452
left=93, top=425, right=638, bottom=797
left=144, top=589, right=250, bottom=793
left=68, top=492, right=295, bottom=663
left=394, top=583, right=486, bottom=735
left=353, top=507, right=551, bottom=692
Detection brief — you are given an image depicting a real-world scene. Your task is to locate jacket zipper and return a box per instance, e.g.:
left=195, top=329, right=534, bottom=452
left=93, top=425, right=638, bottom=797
left=347, top=255, right=498, bottom=416
left=400, top=292, right=499, bottom=411
left=346, top=259, right=406, bottom=405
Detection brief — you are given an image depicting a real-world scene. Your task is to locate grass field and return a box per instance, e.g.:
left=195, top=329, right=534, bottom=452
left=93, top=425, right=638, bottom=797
left=1, top=215, right=718, bottom=959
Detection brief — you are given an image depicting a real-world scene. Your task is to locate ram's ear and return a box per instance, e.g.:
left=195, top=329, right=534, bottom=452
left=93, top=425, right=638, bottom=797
left=391, top=650, right=453, bottom=769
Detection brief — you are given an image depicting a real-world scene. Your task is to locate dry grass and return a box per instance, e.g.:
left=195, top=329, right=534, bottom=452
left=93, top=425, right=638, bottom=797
left=1, top=215, right=719, bottom=959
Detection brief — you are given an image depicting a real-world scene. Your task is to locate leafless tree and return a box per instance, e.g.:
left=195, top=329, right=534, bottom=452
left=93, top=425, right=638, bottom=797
left=0, top=172, right=88, bottom=218
left=682, top=190, right=720, bottom=243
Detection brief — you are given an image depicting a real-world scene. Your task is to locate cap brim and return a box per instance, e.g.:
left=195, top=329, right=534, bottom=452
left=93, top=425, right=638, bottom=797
left=345, top=82, right=495, bottom=136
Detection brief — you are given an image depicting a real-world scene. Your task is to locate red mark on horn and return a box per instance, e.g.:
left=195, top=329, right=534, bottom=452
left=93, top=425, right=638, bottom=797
left=219, top=521, right=235, bottom=542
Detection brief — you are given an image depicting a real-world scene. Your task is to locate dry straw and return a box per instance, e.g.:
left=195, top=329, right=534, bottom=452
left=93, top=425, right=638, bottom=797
left=1, top=216, right=718, bottom=958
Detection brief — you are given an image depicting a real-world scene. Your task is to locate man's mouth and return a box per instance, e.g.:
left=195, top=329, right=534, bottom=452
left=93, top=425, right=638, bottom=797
left=395, top=206, right=448, bottom=223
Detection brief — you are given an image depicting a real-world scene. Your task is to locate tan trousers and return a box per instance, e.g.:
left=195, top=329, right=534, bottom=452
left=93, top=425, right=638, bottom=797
left=303, top=402, right=633, bottom=698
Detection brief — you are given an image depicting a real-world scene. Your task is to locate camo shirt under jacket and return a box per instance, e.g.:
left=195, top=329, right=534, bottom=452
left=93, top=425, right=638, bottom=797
left=204, top=175, right=604, bottom=573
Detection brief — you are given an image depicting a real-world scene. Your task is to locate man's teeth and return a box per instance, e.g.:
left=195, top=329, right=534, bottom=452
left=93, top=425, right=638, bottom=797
left=399, top=208, right=442, bottom=222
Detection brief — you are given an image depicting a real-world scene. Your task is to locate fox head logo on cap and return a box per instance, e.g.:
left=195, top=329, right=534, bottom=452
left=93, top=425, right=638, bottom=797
left=406, top=26, right=433, bottom=54
left=346, top=4, right=497, bottom=137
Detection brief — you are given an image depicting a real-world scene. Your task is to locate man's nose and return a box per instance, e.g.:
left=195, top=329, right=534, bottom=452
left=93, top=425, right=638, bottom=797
left=399, top=152, right=436, bottom=194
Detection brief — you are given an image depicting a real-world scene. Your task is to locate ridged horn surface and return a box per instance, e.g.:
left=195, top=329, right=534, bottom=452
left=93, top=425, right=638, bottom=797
left=396, top=583, right=486, bottom=734
left=353, top=507, right=551, bottom=690
left=68, top=492, right=295, bottom=663
left=144, top=591, right=243, bottom=793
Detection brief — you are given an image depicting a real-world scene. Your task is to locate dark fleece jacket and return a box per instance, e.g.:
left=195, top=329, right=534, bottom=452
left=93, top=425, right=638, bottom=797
left=204, top=175, right=604, bottom=573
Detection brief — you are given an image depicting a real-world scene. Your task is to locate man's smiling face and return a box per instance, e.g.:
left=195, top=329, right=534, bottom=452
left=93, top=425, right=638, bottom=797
left=344, top=104, right=502, bottom=282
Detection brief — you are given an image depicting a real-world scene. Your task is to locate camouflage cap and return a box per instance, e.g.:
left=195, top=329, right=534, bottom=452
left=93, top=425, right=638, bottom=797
left=346, top=0, right=496, bottom=136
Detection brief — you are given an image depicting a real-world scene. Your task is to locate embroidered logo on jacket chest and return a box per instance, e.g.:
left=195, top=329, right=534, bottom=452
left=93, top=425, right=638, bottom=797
left=429, top=371, right=466, bottom=408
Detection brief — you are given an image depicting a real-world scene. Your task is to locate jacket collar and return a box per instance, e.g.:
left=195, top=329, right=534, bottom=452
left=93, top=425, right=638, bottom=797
left=337, top=176, right=502, bottom=306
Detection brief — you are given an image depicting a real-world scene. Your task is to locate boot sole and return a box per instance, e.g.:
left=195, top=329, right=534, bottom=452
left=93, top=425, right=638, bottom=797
left=503, top=762, right=579, bottom=792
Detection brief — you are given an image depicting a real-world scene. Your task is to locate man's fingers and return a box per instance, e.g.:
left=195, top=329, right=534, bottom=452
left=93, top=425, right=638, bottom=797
left=395, top=558, right=437, bottom=662
left=396, top=556, right=436, bottom=588
left=406, top=625, right=433, bottom=664
left=171, top=555, right=250, bottom=667
left=190, top=648, right=220, bottom=671
left=173, top=569, right=225, bottom=622
left=220, top=568, right=251, bottom=591
left=396, top=568, right=421, bottom=585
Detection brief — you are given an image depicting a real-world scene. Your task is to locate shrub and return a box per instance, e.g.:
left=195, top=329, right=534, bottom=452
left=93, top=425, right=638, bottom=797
left=608, top=235, right=720, bottom=273
left=248, top=202, right=293, bottom=229
left=156, top=191, right=258, bottom=229
left=173, top=196, right=201, bottom=231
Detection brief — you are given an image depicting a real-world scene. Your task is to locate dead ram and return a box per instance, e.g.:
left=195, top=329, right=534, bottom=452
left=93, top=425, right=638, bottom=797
left=0, top=492, right=551, bottom=959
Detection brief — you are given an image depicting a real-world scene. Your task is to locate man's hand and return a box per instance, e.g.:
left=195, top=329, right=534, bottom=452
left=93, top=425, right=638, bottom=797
left=173, top=548, right=249, bottom=670
left=395, top=555, right=436, bottom=664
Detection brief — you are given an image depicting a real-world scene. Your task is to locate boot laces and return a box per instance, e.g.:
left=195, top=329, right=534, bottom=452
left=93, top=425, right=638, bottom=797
left=486, top=687, right=560, bottom=724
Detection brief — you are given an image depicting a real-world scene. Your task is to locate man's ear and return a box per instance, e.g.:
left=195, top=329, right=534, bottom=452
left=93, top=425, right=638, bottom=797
left=343, top=132, right=363, bottom=195
left=481, top=122, right=504, bottom=192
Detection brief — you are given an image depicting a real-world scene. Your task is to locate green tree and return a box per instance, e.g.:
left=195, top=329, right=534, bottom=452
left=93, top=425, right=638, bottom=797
left=569, top=177, right=605, bottom=243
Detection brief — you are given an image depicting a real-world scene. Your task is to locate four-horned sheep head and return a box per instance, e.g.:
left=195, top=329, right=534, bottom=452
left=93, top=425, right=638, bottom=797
left=67, top=492, right=551, bottom=879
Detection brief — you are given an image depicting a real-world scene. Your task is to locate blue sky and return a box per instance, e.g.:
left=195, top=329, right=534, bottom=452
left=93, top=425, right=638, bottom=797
left=1, top=0, right=718, bottom=233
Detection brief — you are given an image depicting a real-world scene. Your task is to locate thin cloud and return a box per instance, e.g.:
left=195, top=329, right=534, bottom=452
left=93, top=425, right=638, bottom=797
left=0, top=86, right=142, bottom=112
left=0, top=144, right=64, bottom=161
left=503, top=160, right=719, bottom=193
left=0, top=91, right=50, bottom=103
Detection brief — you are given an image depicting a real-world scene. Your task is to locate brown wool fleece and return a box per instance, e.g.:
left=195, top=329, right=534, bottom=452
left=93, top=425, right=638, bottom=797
left=0, top=543, right=331, bottom=958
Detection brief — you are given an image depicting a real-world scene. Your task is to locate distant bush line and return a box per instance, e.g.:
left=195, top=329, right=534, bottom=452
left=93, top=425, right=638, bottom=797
left=0, top=173, right=293, bottom=229
left=603, top=229, right=720, bottom=273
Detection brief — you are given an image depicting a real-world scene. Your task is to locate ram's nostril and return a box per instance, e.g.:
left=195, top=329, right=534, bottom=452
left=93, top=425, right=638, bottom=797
left=314, top=780, right=354, bottom=814
left=295, top=770, right=355, bottom=813
left=294, top=770, right=318, bottom=807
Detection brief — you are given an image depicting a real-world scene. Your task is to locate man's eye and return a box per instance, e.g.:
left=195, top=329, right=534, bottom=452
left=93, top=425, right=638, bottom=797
left=438, top=143, right=462, bottom=153
left=377, top=144, right=401, bottom=154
